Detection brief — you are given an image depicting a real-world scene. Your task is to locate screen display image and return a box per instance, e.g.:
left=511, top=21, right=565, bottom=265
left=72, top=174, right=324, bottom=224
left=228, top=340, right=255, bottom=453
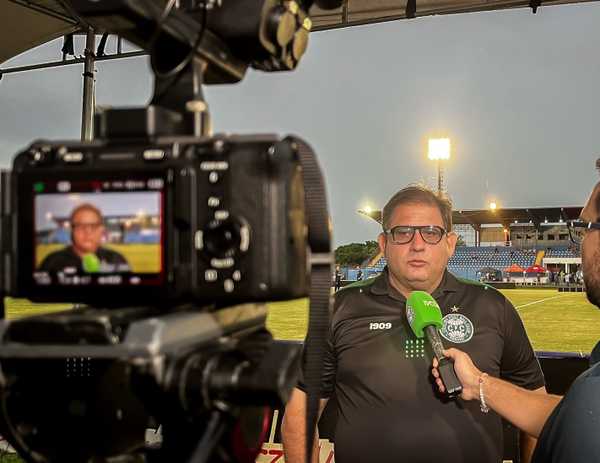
left=32, top=178, right=164, bottom=288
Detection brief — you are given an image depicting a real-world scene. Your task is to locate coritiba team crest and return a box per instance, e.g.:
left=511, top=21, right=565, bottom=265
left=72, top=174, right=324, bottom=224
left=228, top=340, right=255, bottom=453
left=440, top=310, right=474, bottom=343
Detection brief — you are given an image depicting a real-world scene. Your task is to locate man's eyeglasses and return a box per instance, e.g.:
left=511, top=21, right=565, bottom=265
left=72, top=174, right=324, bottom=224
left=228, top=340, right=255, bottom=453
left=72, top=222, right=103, bottom=232
left=384, top=225, right=447, bottom=245
left=567, top=220, right=600, bottom=245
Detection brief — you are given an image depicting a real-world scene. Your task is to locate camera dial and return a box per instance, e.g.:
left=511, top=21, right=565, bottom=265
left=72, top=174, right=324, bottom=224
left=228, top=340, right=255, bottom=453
left=202, top=217, right=250, bottom=260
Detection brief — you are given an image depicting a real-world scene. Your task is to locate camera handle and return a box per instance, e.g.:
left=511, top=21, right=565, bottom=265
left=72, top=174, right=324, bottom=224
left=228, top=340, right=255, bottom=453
left=95, top=57, right=212, bottom=140
left=151, top=57, right=212, bottom=138
left=0, top=170, right=10, bottom=320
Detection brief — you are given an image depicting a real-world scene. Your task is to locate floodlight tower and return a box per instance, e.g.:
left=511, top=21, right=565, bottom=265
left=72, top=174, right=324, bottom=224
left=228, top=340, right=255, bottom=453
left=427, top=138, right=451, bottom=196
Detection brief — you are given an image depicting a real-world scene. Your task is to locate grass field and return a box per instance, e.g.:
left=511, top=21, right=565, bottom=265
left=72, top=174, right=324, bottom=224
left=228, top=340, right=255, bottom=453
left=5, top=288, right=600, bottom=353
left=503, top=289, right=600, bottom=353
left=36, top=244, right=161, bottom=273
left=265, top=288, right=600, bottom=354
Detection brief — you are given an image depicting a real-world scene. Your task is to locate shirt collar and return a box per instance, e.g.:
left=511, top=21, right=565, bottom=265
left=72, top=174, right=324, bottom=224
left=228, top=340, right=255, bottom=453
left=370, top=266, right=460, bottom=301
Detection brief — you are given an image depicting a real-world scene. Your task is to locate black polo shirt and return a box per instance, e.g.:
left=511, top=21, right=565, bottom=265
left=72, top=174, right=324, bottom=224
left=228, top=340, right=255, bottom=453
left=300, top=268, right=544, bottom=463
left=39, top=246, right=130, bottom=273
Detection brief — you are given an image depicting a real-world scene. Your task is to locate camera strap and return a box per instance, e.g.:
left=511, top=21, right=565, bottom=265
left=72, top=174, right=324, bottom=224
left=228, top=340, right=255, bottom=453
left=0, top=171, right=10, bottom=320
left=286, top=136, right=333, bottom=461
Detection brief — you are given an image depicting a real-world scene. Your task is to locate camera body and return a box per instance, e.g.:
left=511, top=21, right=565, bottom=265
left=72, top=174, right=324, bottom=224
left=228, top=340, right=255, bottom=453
left=0, top=2, right=339, bottom=461
left=3, top=134, right=308, bottom=307
left=0, top=303, right=299, bottom=463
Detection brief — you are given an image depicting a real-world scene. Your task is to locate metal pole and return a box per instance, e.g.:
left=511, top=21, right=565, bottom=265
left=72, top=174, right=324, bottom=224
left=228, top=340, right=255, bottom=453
left=437, top=160, right=443, bottom=195
left=81, top=28, right=96, bottom=141
left=190, top=59, right=212, bottom=137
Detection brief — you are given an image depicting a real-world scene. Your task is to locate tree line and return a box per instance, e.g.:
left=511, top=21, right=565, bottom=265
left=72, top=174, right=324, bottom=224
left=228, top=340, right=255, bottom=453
left=334, top=241, right=380, bottom=266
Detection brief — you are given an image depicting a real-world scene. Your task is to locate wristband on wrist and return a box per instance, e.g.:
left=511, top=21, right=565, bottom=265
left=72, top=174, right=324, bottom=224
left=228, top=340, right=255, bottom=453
left=479, top=373, right=490, bottom=414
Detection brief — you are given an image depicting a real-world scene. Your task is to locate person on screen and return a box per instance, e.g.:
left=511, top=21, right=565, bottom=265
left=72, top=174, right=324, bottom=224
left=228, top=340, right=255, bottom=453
left=39, top=203, right=131, bottom=274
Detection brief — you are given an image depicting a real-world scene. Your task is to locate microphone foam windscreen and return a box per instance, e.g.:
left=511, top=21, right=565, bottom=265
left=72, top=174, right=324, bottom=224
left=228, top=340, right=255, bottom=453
left=406, top=291, right=443, bottom=338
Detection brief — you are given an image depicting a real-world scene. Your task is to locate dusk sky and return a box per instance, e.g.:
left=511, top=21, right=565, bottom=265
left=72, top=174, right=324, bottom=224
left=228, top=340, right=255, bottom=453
left=2, top=3, right=600, bottom=246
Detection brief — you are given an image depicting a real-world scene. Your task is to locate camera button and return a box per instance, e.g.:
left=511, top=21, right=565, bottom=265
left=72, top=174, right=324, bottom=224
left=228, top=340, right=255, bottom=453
left=232, top=270, right=241, bottom=282
left=194, top=230, right=204, bottom=250
left=143, top=149, right=166, bottom=160
left=214, top=210, right=229, bottom=221
left=209, top=172, right=219, bottom=183
left=205, top=269, right=218, bottom=282
left=211, top=257, right=235, bottom=269
left=240, top=226, right=250, bottom=252
left=224, top=279, right=234, bottom=293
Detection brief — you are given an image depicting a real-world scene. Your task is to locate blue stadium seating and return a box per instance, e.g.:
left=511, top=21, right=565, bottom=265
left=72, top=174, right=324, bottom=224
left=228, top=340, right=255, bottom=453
left=447, top=246, right=536, bottom=279
left=123, top=230, right=160, bottom=244
left=545, top=246, right=579, bottom=258
left=358, top=246, right=539, bottom=281
left=49, top=228, right=70, bottom=244
left=39, top=227, right=160, bottom=245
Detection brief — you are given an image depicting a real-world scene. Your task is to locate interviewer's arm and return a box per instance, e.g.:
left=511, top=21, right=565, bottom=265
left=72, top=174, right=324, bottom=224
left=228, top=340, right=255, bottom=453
left=281, top=387, right=329, bottom=463
left=519, top=386, right=547, bottom=463
left=433, top=348, right=562, bottom=438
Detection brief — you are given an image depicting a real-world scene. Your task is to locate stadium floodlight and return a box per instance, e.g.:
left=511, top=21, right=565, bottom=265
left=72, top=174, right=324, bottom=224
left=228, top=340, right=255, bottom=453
left=427, top=138, right=451, bottom=161
left=427, top=138, right=451, bottom=195
left=489, top=201, right=497, bottom=212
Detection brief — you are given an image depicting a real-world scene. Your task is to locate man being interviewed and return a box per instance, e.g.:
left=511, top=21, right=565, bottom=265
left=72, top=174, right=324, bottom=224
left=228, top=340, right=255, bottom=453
left=282, top=185, right=545, bottom=463
left=39, top=203, right=130, bottom=274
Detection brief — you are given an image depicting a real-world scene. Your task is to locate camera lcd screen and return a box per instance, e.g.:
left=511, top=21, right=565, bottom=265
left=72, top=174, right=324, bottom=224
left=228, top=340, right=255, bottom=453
left=32, top=177, right=165, bottom=289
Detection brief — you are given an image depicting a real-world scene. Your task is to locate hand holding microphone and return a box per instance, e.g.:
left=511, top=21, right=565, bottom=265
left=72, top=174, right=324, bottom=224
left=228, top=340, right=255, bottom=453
left=432, top=348, right=483, bottom=401
left=406, top=291, right=463, bottom=398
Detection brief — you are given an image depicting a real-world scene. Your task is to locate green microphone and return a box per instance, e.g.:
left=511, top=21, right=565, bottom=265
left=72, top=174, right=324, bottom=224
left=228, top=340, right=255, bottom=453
left=407, top=291, right=463, bottom=398
left=82, top=253, right=100, bottom=273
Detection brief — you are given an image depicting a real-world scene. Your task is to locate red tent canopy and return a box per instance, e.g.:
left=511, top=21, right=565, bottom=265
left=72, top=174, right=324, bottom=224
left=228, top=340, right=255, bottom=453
left=525, top=265, right=547, bottom=273
left=504, top=264, right=525, bottom=273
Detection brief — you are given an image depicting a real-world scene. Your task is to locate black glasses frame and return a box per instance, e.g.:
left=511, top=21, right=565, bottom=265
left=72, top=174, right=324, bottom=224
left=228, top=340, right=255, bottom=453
left=567, top=220, right=600, bottom=245
left=384, top=225, right=447, bottom=245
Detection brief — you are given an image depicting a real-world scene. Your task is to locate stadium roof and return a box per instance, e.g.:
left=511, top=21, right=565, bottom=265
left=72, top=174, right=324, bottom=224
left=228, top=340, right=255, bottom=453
left=2, top=0, right=600, bottom=65
left=309, top=0, right=600, bottom=31
left=0, top=1, right=78, bottom=65
left=359, top=206, right=583, bottom=227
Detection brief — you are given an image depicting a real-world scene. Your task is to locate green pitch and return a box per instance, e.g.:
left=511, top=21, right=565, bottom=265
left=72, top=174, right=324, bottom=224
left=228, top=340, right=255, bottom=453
left=266, top=288, right=600, bottom=354
left=5, top=288, right=600, bottom=353
left=35, top=244, right=161, bottom=273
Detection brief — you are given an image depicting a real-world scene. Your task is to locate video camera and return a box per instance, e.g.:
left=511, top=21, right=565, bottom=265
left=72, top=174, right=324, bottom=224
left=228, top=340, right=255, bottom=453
left=0, top=1, right=339, bottom=462
left=5, top=135, right=308, bottom=307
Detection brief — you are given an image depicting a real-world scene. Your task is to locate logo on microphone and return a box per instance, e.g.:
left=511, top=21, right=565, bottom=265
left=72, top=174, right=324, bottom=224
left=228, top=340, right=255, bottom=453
left=406, top=305, right=415, bottom=326
left=440, top=312, right=474, bottom=343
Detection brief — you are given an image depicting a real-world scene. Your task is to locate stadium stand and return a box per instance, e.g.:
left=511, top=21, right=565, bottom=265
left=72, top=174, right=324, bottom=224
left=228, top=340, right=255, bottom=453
left=343, top=205, right=584, bottom=282
left=447, top=246, right=536, bottom=280
left=535, top=249, right=545, bottom=265
left=355, top=246, right=539, bottom=281
left=47, top=228, right=70, bottom=244
left=123, top=229, right=160, bottom=244
left=545, top=246, right=579, bottom=258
